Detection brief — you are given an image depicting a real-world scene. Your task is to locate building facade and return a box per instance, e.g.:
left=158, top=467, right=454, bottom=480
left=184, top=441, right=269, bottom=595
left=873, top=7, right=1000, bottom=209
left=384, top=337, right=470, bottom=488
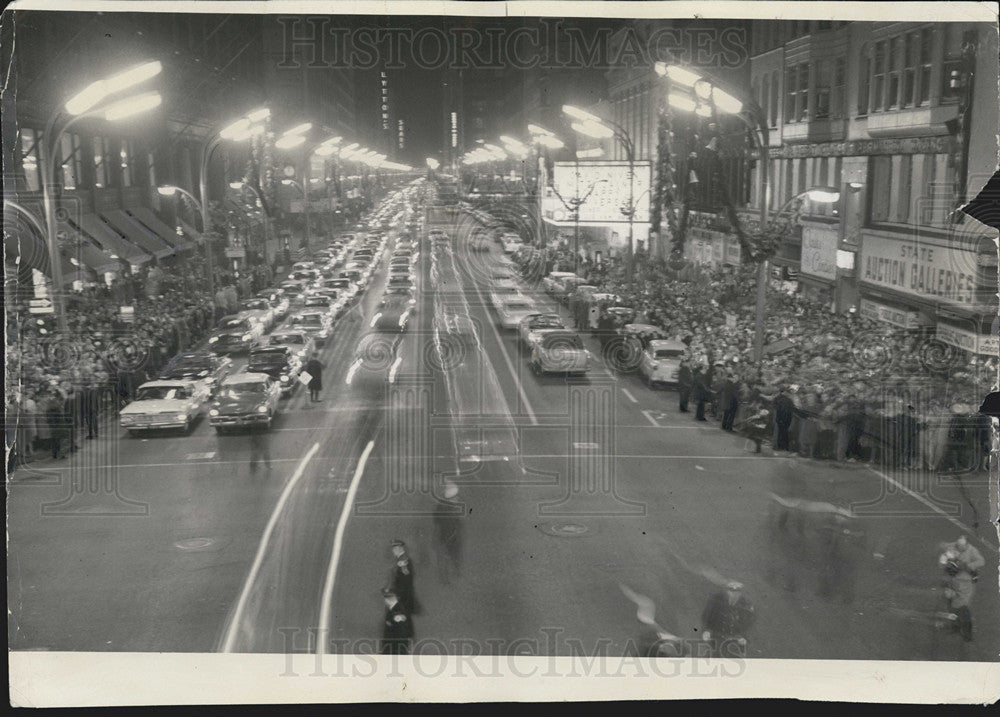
left=745, top=20, right=998, bottom=357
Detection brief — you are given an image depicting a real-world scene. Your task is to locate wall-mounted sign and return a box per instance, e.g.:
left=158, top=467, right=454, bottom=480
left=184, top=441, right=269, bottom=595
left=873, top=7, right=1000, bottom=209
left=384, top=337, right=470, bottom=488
left=935, top=321, right=999, bottom=356
left=800, top=225, right=838, bottom=281
left=552, top=161, right=651, bottom=225
left=859, top=298, right=925, bottom=329
left=858, top=233, right=980, bottom=305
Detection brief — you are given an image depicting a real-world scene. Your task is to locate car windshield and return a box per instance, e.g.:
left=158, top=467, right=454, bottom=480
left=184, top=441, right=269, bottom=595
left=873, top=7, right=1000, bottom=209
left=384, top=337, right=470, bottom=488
left=293, top=315, right=323, bottom=327
left=272, top=334, right=305, bottom=345
left=219, top=382, right=267, bottom=397
left=243, top=300, right=267, bottom=309
left=654, top=348, right=684, bottom=359
left=531, top=316, right=563, bottom=329
left=218, top=318, right=247, bottom=329
left=216, top=333, right=245, bottom=342
left=543, top=335, right=584, bottom=349
left=305, top=298, right=328, bottom=305
left=136, top=385, right=189, bottom=401
left=165, top=358, right=212, bottom=373
left=249, top=353, right=287, bottom=367
left=504, top=302, right=532, bottom=312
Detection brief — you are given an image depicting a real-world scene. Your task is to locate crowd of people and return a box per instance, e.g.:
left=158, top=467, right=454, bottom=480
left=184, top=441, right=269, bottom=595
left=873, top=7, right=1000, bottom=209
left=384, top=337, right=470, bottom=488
left=513, top=241, right=996, bottom=473
left=6, top=256, right=276, bottom=467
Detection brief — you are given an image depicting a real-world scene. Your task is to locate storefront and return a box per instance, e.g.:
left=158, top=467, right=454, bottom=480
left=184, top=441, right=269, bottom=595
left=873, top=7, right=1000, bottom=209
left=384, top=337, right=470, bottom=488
left=934, top=318, right=999, bottom=356
left=683, top=225, right=742, bottom=269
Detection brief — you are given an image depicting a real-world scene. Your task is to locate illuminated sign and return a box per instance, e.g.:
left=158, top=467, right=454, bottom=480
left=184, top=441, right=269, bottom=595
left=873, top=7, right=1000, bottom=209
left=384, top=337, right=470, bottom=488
left=381, top=71, right=390, bottom=131
left=450, top=111, right=458, bottom=148
left=551, top=161, right=651, bottom=225
left=398, top=118, right=405, bottom=149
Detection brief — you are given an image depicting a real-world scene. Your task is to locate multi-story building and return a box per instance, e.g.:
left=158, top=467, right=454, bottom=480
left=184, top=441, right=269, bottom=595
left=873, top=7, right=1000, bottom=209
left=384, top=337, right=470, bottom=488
left=745, top=19, right=998, bottom=357
left=3, top=11, right=270, bottom=287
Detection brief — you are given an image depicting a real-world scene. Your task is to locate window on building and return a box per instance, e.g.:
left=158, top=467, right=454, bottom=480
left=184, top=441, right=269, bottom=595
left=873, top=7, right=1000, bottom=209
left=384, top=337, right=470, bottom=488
left=832, top=57, right=846, bottom=117
left=19, top=128, right=42, bottom=191
left=872, top=41, right=887, bottom=111
left=940, top=28, right=969, bottom=104
left=858, top=51, right=871, bottom=115
left=784, top=65, right=797, bottom=121
left=869, top=156, right=892, bottom=222
left=58, top=133, right=82, bottom=190
left=903, top=31, right=918, bottom=107
left=887, top=36, right=902, bottom=108
left=120, top=140, right=132, bottom=187
left=147, top=151, right=156, bottom=187
left=770, top=70, right=779, bottom=126
left=815, top=60, right=832, bottom=119
left=93, top=136, right=108, bottom=187
left=918, top=27, right=933, bottom=105
left=896, top=155, right=912, bottom=223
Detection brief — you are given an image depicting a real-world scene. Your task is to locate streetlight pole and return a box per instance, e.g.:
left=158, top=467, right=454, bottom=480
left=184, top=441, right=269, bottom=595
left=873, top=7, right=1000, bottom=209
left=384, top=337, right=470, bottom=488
left=230, top=182, right=270, bottom=265
left=37, top=62, right=163, bottom=331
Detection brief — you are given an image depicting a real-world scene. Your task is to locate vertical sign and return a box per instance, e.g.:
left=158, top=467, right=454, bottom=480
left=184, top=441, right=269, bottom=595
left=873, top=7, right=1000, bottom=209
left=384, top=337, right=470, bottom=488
left=450, top=111, right=458, bottom=148
left=380, top=71, right=390, bottom=131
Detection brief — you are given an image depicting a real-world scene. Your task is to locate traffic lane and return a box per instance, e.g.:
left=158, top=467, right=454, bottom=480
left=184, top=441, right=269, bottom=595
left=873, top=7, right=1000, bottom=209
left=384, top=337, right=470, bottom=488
left=6, top=250, right=394, bottom=651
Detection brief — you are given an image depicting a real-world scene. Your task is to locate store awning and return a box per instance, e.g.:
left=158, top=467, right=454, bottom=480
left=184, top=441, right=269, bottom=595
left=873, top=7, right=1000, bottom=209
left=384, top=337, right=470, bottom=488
left=65, top=239, right=120, bottom=275
left=126, top=207, right=192, bottom=253
left=79, top=213, right=151, bottom=266
left=100, top=210, right=173, bottom=259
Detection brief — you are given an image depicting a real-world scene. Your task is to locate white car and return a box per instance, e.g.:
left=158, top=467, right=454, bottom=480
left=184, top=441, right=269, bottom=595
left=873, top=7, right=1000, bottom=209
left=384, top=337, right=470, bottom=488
left=268, top=330, right=316, bottom=362
left=543, top=271, right=579, bottom=295
left=495, top=296, right=537, bottom=329
left=639, top=339, right=687, bottom=388
left=518, top=312, right=567, bottom=348
left=501, top=236, right=524, bottom=255
left=529, top=331, right=591, bottom=375
left=119, top=380, right=210, bottom=435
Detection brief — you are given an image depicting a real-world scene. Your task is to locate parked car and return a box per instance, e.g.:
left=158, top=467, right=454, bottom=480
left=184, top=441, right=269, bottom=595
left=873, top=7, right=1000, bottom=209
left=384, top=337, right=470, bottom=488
left=158, top=350, right=233, bottom=392
left=495, top=296, right=537, bottom=330
left=286, top=310, right=334, bottom=346
left=606, top=323, right=668, bottom=372
left=207, top=313, right=265, bottom=354
left=267, top=329, right=316, bottom=361
left=638, top=339, right=687, bottom=388
left=517, top=313, right=567, bottom=349
left=529, top=331, right=591, bottom=376
left=119, top=380, right=210, bottom=435
left=239, top=298, right=278, bottom=330
left=246, top=346, right=302, bottom=396
left=208, top=372, right=282, bottom=433
left=542, top=271, right=579, bottom=295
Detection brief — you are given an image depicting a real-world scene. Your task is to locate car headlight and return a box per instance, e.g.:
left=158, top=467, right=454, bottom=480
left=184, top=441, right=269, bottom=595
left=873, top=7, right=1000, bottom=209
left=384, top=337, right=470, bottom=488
left=208, top=337, right=218, bottom=343
left=256, top=404, right=269, bottom=413
left=176, top=413, right=188, bottom=422
left=209, top=408, right=219, bottom=417
left=198, top=370, right=208, bottom=377
left=280, top=375, right=290, bottom=382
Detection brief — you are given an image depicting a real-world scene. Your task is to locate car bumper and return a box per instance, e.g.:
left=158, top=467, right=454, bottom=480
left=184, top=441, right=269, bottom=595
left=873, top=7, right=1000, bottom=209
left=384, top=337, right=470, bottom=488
left=209, top=414, right=270, bottom=427
left=120, top=417, right=188, bottom=430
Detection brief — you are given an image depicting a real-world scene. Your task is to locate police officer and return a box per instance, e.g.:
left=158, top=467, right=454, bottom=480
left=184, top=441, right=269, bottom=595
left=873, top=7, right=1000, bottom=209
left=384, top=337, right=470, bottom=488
left=379, top=587, right=414, bottom=655
left=701, top=581, right=756, bottom=658
left=677, top=359, right=693, bottom=413
left=389, top=539, right=420, bottom=616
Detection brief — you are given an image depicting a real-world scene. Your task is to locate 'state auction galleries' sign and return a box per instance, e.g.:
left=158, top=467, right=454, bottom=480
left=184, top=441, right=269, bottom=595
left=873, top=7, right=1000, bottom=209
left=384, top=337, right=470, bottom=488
left=859, top=234, right=979, bottom=305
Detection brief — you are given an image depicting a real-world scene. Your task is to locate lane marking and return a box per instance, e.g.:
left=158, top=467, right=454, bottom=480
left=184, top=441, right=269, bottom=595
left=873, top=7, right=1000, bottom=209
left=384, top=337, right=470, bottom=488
left=572, top=442, right=599, bottom=449
left=220, top=442, right=320, bottom=653
left=864, top=465, right=999, bottom=555
left=185, top=452, right=216, bottom=460
left=621, top=388, right=638, bottom=404
left=458, top=236, right=538, bottom=426
left=641, top=409, right=661, bottom=427
left=316, top=439, right=376, bottom=655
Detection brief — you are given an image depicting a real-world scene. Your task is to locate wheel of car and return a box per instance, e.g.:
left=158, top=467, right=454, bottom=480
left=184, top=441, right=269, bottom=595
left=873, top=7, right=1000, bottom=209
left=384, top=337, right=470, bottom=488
left=214, top=426, right=227, bottom=435
left=127, top=429, right=141, bottom=438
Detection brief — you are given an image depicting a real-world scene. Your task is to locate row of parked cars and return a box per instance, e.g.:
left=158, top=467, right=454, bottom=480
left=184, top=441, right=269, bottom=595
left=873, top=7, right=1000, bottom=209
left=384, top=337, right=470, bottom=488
left=117, top=187, right=422, bottom=435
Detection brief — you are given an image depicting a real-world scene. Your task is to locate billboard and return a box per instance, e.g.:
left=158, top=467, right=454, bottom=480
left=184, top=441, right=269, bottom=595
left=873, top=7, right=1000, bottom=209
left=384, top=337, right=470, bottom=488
left=550, top=161, right=651, bottom=225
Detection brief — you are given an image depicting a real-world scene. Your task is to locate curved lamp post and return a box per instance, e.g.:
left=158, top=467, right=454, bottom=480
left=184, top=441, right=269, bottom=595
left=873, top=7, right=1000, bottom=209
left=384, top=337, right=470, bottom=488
left=40, top=60, right=163, bottom=331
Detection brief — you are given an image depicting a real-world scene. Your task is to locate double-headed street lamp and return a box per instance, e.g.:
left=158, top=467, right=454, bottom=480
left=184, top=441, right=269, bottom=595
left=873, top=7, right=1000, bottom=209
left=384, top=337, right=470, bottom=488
left=199, top=106, right=270, bottom=296
left=656, top=61, right=775, bottom=363
left=40, top=60, right=163, bottom=331
left=527, top=125, right=565, bottom=248
left=562, top=104, right=637, bottom=270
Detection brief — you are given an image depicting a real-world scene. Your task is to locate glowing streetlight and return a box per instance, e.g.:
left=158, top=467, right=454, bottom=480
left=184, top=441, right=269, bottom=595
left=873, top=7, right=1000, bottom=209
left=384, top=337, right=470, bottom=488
left=64, top=60, right=162, bottom=115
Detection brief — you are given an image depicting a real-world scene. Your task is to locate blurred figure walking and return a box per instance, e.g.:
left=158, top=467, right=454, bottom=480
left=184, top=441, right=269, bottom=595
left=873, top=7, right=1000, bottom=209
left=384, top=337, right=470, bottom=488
left=701, top=581, right=756, bottom=658
left=304, top=356, right=324, bottom=402
left=940, top=535, right=985, bottom=642
left=389, top=539, right=420, bottom=616
left=432, top=483, right=464, bottom=584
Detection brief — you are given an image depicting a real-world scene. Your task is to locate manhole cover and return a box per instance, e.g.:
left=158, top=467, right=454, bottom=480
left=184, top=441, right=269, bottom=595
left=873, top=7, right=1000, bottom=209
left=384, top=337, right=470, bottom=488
left=537, top=522, right=589, bottom=537
left=174, top=537, right=216, bottom=551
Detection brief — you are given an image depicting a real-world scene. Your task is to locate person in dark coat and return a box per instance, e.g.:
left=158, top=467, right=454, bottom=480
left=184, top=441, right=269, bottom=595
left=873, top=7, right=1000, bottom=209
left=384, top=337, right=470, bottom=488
left=773, top=388, right=795, bottom=451
left=677, top=359, right=693, bottom=413
left=720, top=371, right=739, bottom=431
left=380, top=588, right=414, bottom=655
left=701, top=581, right=756, bottom=658
left=693, top=364, right=711, bottom=422
left=304, top=356, right=324, bottom=402
left=82, top=385, right=101, bottom=439
left=389, top=539, right=420, bottom=615
left=46, top=395, right=70, bottom=460
left=432, top=483, right=464, bottom=584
